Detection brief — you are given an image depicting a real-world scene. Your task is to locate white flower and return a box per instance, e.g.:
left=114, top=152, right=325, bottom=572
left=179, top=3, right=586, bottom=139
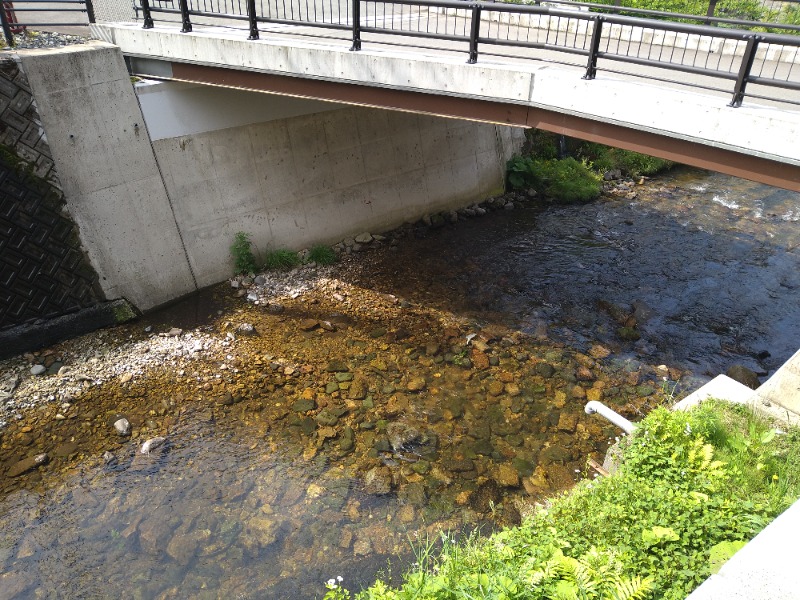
left=337, top=576, right=343, bottom=583
left=327, top=578, right=336, bottom=587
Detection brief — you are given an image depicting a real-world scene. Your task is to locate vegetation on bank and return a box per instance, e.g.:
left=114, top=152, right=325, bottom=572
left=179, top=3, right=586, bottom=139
left=503, top=0, right=800, bottom=30
left=231, top=233, right=338, bottom=275
left=506, top=132, right=675, bottom=203
left=326, top=401, right=800, bottom=599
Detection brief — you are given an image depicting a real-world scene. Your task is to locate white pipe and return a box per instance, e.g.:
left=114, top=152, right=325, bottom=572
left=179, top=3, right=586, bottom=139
left=584, top=401, right=636, bottom=434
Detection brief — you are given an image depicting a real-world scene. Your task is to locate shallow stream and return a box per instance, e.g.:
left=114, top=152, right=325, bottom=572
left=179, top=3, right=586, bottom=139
left=1, top=167, right=799, bottom=599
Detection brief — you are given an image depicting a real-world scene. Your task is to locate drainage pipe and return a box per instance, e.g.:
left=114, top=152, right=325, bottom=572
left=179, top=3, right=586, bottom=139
left=584, top=401, right=636, bottom=434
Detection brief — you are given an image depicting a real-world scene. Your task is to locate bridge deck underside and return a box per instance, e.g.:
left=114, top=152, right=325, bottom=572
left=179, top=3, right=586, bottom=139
left=125, top=57, right=800, bottom=192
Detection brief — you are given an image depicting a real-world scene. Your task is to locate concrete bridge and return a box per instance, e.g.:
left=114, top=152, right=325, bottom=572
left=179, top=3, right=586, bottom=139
left=87, top=0, right=800, bottom=191
left=4, top=0, right=800, bottom=322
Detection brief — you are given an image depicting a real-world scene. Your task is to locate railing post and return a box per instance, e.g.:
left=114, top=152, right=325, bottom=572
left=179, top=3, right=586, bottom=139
left=178, top=0, right=192, bottom=32
left=729, top=35, right=760, bottom=108
left=140, top=0, right=154, bottom=28
left=705, top=0, right=718, bottom=25
left=350, top=0, right=361, bottom=51
left=468, top=3, right=481, bottom=64
left=85, top=0, right=96, bottom=23
left=0, top=2, right=13, bottom=46
left=584, top=16, right=604, bottom=80
left=247, top=0, right=258, bottom=39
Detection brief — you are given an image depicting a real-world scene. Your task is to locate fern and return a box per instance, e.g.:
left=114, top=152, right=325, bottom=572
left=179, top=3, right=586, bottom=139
left=608, top=576, right=654, bottom=600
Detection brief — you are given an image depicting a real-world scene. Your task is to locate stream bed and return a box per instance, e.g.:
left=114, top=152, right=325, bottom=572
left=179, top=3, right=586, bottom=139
left=1, top=167, right=799, bottom=599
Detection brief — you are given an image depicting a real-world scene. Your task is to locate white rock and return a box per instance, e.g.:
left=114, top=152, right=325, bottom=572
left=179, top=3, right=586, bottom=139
left=113, top=418, right=131, bottom=436
left=140, top=436, right=166, bottom=454
left=30, top=365, right=46, bottom=376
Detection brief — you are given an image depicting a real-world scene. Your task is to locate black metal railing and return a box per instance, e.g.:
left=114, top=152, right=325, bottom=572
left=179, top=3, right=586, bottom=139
left=134, top=0, right=800, bottom=106
left=0, top=0, right=95, bottom=46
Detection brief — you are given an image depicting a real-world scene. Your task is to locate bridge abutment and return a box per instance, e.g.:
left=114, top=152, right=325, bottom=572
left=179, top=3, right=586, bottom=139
left=14, top=42, right=524, bottom=310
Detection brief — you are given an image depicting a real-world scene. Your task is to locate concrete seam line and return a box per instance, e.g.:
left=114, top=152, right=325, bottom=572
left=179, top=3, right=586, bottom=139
left=493, top=125, right=507, bottom=188
left=134, top=90, right=200, bottom=292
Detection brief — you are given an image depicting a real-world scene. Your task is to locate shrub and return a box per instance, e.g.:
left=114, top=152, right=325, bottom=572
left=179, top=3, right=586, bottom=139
left=577, top=143, right=675, bottom=178
left=508, top=156, right=602, bottom=203
left=230, top=231, right=257, bottom=275
left=306, top=244, right=337, bottom=266
left=263, top=248, right=301, bottom=271
left=336, top=403, right=799, bottom=600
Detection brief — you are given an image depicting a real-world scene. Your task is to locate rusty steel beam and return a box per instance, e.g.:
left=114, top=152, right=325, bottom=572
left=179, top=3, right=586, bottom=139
left=166, top=62, right=800, bottom=192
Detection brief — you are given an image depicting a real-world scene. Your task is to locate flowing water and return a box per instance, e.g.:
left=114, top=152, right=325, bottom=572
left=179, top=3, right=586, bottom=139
left=1, top=167, right=799, bottom=599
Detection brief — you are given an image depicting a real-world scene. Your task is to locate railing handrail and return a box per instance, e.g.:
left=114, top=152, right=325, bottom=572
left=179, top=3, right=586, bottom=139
left=134, top=0, right=800, bottom=108
left=0, top=0, right=95, bottom=46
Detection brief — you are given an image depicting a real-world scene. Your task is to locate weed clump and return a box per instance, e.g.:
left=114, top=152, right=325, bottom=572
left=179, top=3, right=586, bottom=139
left=263, top=248, right=301, bottom=271
left=230, top=231, right=257, bottom=275
left=306, top=244, right=337, bottom=266
left=508, top=156, right=602, bottom=203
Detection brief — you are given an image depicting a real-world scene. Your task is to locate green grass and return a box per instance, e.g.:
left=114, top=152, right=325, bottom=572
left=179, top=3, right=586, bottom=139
left=306, top=244, right=338, bottom=266
left=330, top=402, right=800, bottom=600
left=577, top=143, right=675, bottom=178
left=263, top=248, right=301, bottom=271
left=507, top=156, right=602, bottom=203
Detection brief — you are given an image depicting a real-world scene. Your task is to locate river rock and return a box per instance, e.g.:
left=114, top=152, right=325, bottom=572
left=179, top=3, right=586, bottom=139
left=6, top=453, right=48, bottom=477
left=470, top=480, right=501, bottom=512
left=140, top=436, right=166, bottom=455
left=617, top=326, right=640, bottom=341
left=488, top=380, right=504, bottom=396
left=315, top=410, right=338, bottom=426
left=167, top=530, right=209, bottom=566
left=299, top=319, right=319, bottom=331
left=386, top=422, right=420, bottom=452
left=363, top=466, right=393, bottom=495
left=407, top=377, right=426, bottom=392
left=236, top=323, right=257, bottom=336
left=442, top=457, right=475, bottom=472
left=138, top=516, right=174, bottom=555
left=292, top=398, right=316, bottom=412
left=385, top=393, right=410, bottom=416
left=113, top=417, right=131, bottom=436
left=492, top=463, right=521, bottom=487
left=54, top=442, right=79, bottom=458
left=326, top=360, right=349, bottom=373
left=726, top=365, right=760, bottom=390
left=355, top=232, right=373, bottom=244
left=557, top=412, right=579, bottom=432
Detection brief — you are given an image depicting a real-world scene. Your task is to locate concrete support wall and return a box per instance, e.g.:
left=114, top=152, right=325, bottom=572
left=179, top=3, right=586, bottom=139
left=18, top=43, right=197, bottom=310
left=16, top=42, right=523, bottom=309
left=148, top=90, right=519, bottom=287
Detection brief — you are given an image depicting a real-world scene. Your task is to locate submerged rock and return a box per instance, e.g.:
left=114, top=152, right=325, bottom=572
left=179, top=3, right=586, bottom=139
left=726, top=365, right=760, bottom=390
left=363, top=466, right=393, bottom=495
left=140, top=436, right=166, bottom=455
left=6, top=453, right=48, bottom=477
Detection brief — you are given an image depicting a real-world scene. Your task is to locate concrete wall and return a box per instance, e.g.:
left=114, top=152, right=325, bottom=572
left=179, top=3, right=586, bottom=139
left=146, top=81, right=519, bottom=287
left=17, top=42, right=524, bottom=309
left=18, top=42, right=197, bottom=310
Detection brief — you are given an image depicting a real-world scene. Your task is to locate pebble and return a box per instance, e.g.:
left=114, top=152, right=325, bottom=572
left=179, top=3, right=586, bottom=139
left=30, top=365, right=46, bottom=376
left=114, top=418, right=131, bottom=436
left=407, top=377, right=427, bottom=392
left=140, top=436, right=166, bottom=454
